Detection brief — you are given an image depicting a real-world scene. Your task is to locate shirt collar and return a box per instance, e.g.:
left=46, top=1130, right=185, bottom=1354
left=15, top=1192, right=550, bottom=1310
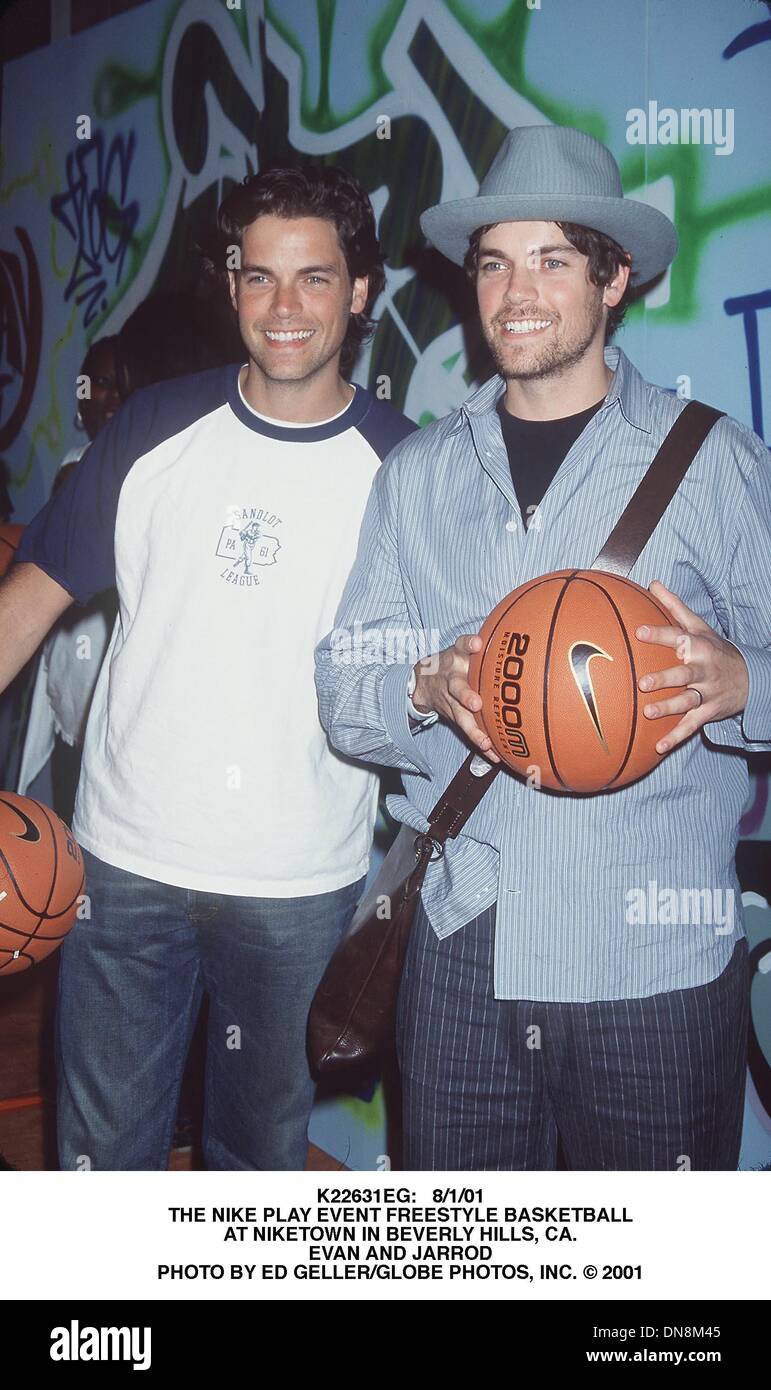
left=599, top=346, right=653, bottom=434
left=452, top=345, right=653, bottom=436
left=227, top=363, right=370, bottom=441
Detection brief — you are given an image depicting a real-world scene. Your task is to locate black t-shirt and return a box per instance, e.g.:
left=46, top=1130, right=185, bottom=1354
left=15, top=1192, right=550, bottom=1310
left=496, top=395, right=605, bottom=527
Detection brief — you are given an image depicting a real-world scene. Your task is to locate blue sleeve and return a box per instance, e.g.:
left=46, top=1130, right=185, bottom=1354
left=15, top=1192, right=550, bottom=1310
left=13, top=401, right=138, bottom=603
left=355, top=394, right=417, bottom=461
left=314, top=442, right=434, bottom=777
left=13, top=365, right=231, bottom=606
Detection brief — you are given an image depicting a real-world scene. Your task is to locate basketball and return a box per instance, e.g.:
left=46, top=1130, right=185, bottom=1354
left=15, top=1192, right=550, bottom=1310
left=0, top=523, right=24, bottom=578
left=0, top=794, right=84, bottom=975
left=467, top=569, right=683, bottom=793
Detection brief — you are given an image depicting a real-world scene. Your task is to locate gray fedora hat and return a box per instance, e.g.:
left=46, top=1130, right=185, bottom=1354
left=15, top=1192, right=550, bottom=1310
left=420, top=124, right=677, bottom=286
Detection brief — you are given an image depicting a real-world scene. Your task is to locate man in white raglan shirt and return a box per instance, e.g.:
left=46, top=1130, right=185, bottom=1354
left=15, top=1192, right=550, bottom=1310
left=1, top=165, right=415, bottom=1170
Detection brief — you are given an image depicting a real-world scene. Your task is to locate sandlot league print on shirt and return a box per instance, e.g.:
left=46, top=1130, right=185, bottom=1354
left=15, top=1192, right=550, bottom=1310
left=14, top=364, right=415, bottom=896
left=217, top=505, right=282, bottom=587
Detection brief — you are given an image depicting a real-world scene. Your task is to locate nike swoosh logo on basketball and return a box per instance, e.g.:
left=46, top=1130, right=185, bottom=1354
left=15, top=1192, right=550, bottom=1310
left=0, top=797, right=41, bottom=843
left=568, top=642, right=613, bottom=750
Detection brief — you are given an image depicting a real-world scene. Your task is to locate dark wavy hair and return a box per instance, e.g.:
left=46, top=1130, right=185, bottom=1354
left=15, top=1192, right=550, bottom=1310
left=212, top=165, right=386, bottom=374
left=463, top=221, right=633, bottom=342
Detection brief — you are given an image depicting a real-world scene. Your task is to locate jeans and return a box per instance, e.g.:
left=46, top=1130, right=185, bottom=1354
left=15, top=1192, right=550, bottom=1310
left=55, top=847, right=364, bottom=1170
left=397, top=899, right=750, bottom=1171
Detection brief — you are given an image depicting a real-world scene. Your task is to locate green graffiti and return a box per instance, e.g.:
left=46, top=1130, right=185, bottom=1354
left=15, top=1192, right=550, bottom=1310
left=0, top=138, right=58, bottom=204
left=438, top=2, right=770, bottom=327
left=445, top=0, right=607, bottom=140
left=87, top=36, right=171, bottom=334
left=83, top=0, right=259, bottom=334
left=266, top=0, right=405, bottom=130
left=90, top=0, right=179, bottom=153
left=10, top=308, right=79, bottom=490
left=340, top=1081, right=386, bottom=1134
left=620, top=146, right=771, bottom=323
left=94, top=63, right=159, bottom=121
left=227, top=0, right=250, bottom=46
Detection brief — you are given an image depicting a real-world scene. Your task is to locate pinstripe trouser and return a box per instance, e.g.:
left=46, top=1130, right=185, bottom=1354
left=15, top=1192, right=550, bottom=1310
left=395, top=900, right=750, bottom=1171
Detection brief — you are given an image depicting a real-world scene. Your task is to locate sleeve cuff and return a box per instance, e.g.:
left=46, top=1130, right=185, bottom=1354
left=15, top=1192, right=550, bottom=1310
left=406, top=664, right=438, bottom=725
left=407, top=692, right=439, bottom=726
left=703, top=641, right=771, bottom=751
left=381, top=662, right=434, bottom=776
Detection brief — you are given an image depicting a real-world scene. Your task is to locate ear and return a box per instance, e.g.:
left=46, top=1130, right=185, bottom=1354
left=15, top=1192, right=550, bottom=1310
left=603, top=259, right=631, bottom=307
left=227, top=268, right=238, bottom=312
left=350, top=274, right=369, bottom=317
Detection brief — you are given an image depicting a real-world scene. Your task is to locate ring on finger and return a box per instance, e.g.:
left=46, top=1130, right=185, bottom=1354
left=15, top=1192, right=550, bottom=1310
left=687, top=686, right=703, bottom=709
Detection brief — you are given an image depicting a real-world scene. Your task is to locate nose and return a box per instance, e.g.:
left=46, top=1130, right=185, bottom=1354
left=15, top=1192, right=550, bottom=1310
left=270, top=280, right=302, bottom=319
left=504, top=259, right=539, bottom=303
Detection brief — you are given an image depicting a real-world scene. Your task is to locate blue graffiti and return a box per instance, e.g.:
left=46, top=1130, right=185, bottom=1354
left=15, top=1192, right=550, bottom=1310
left=50, top=129, right=139, bottom=327
left=723, top=0, right=771, bottom=58
left=724, top=289, right=771, bottom=441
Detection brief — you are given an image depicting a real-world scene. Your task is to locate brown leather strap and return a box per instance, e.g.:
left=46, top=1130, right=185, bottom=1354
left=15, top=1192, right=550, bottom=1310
left=591, top=400, right=724, bottom=577
left=426, top=753, right=500, bottom=843
left=419, top=399, right=723, bottom=844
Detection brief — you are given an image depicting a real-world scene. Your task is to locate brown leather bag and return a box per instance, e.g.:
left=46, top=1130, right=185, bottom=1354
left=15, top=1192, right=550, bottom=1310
left=307, top=400, right=723, bottom=1083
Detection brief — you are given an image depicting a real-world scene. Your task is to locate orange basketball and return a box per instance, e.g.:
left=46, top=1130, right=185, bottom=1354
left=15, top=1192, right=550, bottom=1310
left=0, top=523, right=24, bottom=578
left=0, top=794, right=84, bottom=975
left=467, top=569, right=682, bottom=793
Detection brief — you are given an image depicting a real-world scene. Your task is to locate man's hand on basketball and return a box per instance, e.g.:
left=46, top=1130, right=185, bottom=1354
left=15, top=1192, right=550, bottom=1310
left=412, top=635, right=501, bottom=763
left=636, top=580, right=749, bottom=754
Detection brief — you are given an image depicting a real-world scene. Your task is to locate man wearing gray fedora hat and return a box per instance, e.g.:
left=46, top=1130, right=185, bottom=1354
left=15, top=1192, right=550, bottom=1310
left=316, top=125, right=770, bottom=1170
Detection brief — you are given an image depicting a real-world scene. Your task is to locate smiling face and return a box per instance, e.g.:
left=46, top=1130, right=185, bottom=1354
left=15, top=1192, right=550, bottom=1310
left=475, top=220, right=628, bottom=384
left=228, top=214, right=368, bottom=392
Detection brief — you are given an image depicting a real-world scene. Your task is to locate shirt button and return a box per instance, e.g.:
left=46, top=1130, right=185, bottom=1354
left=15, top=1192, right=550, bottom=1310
left=506, top=519, right=517, bottom=532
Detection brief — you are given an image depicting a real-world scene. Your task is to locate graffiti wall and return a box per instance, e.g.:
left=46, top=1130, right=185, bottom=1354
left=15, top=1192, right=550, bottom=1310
left=1, top=0, right=769, bottom=1169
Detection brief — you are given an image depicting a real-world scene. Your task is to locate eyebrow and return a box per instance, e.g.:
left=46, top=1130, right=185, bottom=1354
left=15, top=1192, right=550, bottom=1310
left=240, top=262, right=340, bottom=275
left=478, top=243, right=578, bottom=258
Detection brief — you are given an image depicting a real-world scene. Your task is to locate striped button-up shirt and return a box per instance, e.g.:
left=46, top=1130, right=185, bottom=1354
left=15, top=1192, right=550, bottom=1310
left=315, top=348, right=771, bottom=1001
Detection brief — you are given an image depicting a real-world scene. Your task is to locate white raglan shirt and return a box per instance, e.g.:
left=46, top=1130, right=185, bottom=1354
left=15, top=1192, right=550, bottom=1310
left=15, top=364, right=416, bottom=895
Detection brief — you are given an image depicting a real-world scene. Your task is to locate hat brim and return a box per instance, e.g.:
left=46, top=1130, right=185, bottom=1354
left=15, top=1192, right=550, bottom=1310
left=420, top=194, right=678, bottom=286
